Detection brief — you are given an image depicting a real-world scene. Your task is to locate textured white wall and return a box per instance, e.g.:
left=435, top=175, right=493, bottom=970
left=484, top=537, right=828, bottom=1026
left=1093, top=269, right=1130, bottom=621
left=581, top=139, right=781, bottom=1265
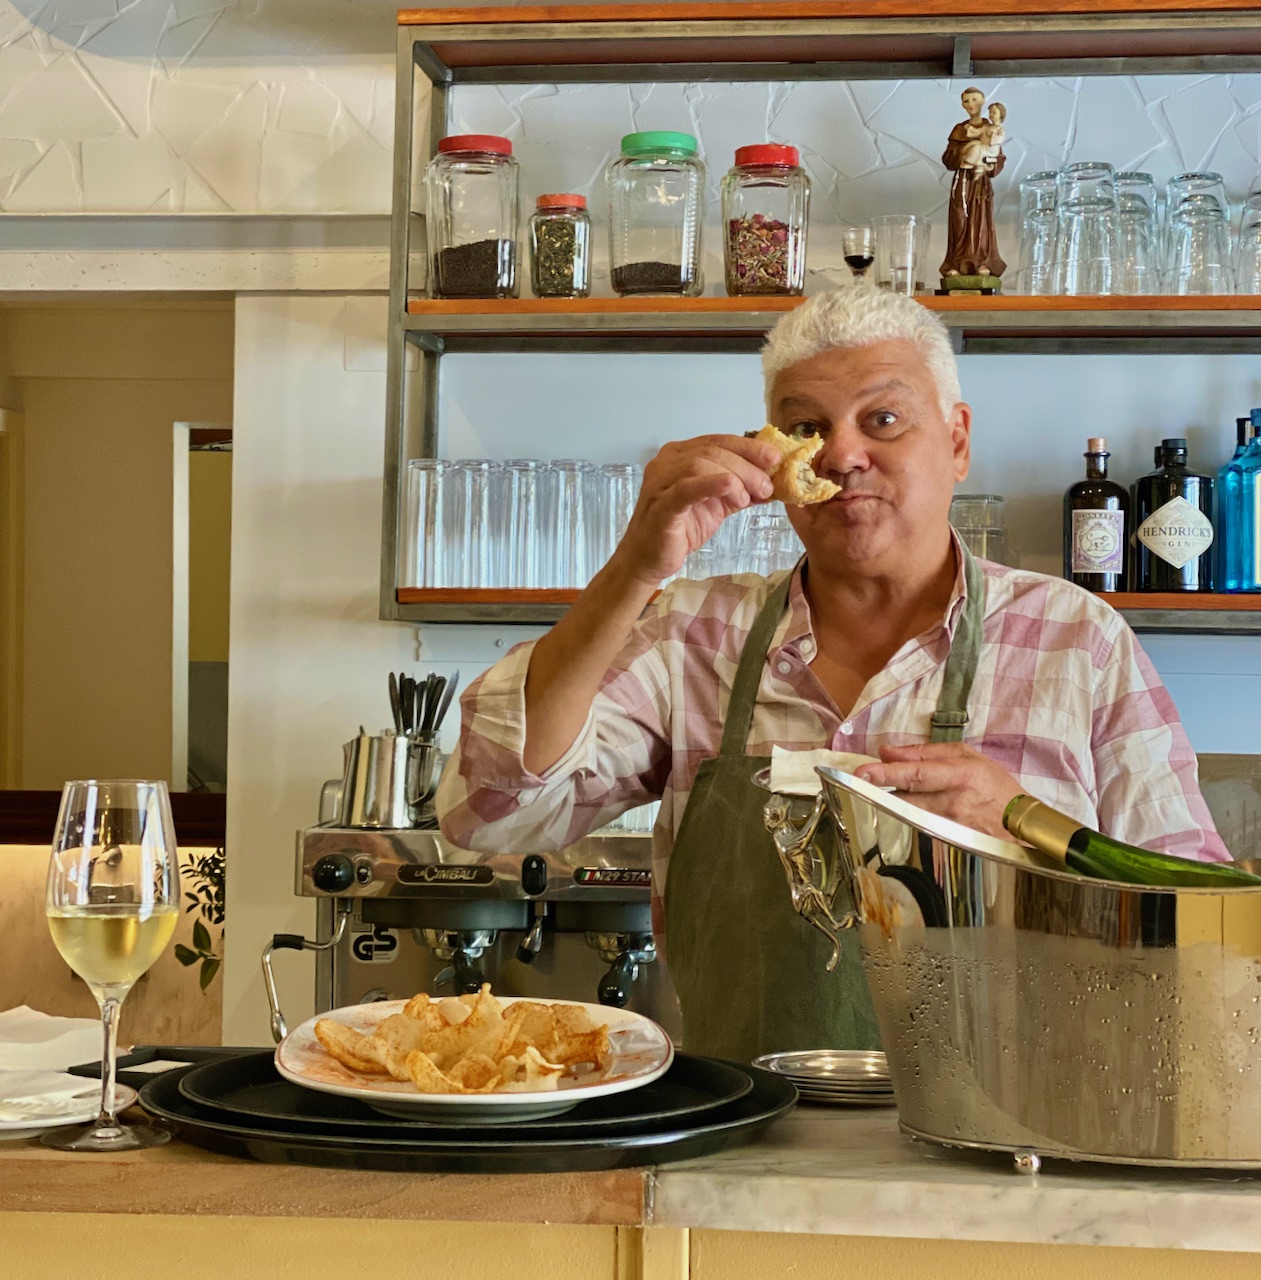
left=1, top=0, right=1261, bottom=230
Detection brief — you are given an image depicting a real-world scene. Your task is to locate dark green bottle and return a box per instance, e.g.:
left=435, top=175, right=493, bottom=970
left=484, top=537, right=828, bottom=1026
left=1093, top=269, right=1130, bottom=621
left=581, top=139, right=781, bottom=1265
left=1004, top=795, right=1261, bottom=887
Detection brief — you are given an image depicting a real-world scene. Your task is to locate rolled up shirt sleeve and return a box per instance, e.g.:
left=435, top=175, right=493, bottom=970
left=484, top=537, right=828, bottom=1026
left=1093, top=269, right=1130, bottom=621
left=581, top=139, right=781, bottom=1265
left=1090, top=620, right=1230, bottom=863
left=436, top=607, right=673, bottom=854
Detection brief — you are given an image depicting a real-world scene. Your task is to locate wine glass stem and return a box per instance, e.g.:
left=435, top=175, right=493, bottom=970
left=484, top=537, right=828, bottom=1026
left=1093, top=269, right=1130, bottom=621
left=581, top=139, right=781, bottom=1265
left=96, top=993, right=124, bottom=1127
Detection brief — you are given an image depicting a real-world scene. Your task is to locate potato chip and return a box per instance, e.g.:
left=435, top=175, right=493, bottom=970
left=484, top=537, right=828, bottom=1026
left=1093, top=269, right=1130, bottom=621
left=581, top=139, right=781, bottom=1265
left=313, top=1019, right=388, bottom=1075
left=369, top=1013, right=435, bottom=1081
left=448, top=1052, right=502, bottom=1091
left=553, top=1025, right=612, bottom=1072
left=405, top=1049, right=468, bottom=1095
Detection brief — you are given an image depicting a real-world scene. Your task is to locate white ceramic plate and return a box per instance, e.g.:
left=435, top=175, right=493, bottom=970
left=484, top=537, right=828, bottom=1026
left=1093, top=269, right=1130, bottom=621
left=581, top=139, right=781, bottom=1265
left=0, top=1084, right=138, bottom=1141
left=277, top=998, right=674, bottom=1123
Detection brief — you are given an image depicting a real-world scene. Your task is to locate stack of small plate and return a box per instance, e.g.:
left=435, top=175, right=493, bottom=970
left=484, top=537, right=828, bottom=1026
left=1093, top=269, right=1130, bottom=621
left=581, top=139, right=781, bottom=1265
left=751, top=1050, right=895, bottom=1107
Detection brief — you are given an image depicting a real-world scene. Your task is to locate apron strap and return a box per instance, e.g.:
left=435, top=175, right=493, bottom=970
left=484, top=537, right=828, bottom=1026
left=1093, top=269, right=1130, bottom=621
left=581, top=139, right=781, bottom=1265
left=930, top=542, right=987, bottom=744
left=719, top=563, right=798, bottom=758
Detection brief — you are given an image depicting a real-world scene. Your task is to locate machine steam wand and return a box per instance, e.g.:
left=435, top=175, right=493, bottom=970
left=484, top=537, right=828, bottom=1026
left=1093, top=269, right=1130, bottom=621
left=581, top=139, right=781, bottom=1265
left=261, top=905, right=351, bottom=1043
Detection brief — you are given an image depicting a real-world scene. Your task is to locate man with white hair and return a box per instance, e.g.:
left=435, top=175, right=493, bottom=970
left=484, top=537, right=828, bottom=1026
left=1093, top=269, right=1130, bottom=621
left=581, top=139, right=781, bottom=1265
left=437, top=287, right=1226, bottom=1060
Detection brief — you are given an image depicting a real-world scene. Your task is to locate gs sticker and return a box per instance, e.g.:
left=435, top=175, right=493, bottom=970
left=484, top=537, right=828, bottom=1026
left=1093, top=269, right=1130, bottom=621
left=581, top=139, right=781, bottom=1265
left=351, top=925, right=398, bottom=964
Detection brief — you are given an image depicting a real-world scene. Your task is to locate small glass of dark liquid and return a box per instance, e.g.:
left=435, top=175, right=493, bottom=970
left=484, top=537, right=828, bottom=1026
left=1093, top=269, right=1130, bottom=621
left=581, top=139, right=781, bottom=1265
left=842, top=226, right=874, bottom=282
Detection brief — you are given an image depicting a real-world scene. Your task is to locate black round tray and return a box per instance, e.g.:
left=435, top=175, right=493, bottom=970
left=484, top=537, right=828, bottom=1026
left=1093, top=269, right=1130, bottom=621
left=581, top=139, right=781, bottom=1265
left=178, top=1050, right=753, bottom=1138
left=139, top=1055, right=796, bottom=1173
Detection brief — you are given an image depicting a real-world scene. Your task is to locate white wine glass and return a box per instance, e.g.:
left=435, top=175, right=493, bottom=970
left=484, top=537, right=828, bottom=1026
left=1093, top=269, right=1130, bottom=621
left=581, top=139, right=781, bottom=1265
left=42, top=780, right=180, bottom=1151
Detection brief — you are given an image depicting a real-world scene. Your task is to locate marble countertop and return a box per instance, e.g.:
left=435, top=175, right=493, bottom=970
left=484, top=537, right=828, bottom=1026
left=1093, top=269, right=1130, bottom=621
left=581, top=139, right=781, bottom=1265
left=653, top=1106, right=1261, bottom=1252
left=5, top=1104, right=1261, bottom=1251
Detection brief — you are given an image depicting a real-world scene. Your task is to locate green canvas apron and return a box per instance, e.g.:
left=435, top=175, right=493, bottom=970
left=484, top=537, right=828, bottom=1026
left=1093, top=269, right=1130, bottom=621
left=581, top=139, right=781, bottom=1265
left=663, top=546, right=987, bottom=1062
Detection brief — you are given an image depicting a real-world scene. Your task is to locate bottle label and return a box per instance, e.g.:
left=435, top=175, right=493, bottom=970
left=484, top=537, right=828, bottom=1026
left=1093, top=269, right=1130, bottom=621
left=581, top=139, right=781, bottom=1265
left=1136, top=496, right=1214, bottom=569
left=1071, top=509, right=1125, bottom=575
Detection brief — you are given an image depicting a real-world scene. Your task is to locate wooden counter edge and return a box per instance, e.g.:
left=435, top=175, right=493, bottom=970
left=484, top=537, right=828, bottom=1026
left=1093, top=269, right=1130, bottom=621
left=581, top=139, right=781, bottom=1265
left=0, top=1142, right=647, bottom=1226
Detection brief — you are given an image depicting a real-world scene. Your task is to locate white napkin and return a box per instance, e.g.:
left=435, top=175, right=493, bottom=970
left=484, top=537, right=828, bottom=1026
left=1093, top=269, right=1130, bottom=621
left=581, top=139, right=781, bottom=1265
left=0, top=1069, right=99, bottom=1122
left=0, top=1006, right=103, bottom=1071
left=0, top=1006, right=107, bottom=1123
left=769, top=746, right=879, bottom=796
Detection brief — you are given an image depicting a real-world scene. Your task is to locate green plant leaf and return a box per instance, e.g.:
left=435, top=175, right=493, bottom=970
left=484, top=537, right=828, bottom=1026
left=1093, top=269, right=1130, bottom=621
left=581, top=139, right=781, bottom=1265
left=193, top=919, right=211, bottom=952
left=173, top=943, right=199, bottom=966
left=199, top=957, right=221, bottom=990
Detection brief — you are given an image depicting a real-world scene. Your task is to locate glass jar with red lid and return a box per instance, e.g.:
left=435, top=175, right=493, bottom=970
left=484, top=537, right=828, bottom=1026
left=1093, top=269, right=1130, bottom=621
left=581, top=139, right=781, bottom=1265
left=720, top=144, right=810, bottom=296
left=528, top=193, right=591, bottom=298
left=424, top=134, right=520, bottom=298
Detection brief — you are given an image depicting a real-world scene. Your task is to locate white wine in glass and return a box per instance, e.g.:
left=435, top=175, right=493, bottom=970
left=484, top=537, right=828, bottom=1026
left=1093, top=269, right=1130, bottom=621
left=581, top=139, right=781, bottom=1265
left=43, top=780, right=180, bottom=1151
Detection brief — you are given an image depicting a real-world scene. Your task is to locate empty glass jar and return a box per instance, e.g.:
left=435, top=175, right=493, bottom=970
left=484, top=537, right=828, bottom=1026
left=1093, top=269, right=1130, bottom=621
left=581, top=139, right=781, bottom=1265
left=425, top=134, right=520, bottom=299
left=720, top=144, right=809, bottom=296
left=528, top=193, right=591, bottom=298
left=606, top=131, right=705, bottom=296
left=1017, top=171, right=1058, bottom=296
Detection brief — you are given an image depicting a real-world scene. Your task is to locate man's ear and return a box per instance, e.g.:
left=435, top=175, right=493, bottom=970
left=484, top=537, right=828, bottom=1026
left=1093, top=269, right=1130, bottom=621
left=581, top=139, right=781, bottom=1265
left=950, top=402, right=972, bottom=482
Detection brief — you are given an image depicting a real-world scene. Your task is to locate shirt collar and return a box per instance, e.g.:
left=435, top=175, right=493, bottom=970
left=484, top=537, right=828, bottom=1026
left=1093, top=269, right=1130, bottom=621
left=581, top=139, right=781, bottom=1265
left=777, top=531, right=969, bottom=653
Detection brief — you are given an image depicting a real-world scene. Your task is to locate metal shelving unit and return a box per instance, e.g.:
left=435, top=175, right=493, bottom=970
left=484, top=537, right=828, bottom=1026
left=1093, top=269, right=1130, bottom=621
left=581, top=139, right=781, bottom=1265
left=384, top=2, right=1261, bottom=628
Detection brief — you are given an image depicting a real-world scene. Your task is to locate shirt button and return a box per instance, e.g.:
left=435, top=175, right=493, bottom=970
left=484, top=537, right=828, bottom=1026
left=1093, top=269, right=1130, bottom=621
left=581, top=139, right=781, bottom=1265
left=776, top=660, right=792, bottom=675
left=800, top=639, right=815, bottom=658
left=839, top=721, right=854, bottom=736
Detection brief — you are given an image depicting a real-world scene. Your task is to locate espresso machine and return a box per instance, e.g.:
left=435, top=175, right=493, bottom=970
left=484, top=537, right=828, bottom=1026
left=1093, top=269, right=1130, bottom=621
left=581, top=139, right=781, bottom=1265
left=264, top=775, right=681, bottom=1044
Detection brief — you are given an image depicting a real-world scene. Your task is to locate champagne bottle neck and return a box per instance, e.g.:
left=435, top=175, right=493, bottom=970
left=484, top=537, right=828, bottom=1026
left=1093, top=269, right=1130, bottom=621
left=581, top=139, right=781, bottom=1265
left=1003, top=794, right=1076, bottom=860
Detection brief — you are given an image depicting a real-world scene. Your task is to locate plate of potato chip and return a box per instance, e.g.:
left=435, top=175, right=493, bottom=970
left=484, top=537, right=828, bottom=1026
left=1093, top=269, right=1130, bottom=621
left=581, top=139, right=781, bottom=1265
left=276, top=985, right=674, bottom=1122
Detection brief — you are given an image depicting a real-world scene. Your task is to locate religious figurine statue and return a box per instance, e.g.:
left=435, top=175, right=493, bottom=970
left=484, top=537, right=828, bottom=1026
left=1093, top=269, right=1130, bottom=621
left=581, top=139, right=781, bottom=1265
left=941, top=86, right=1008, bottom=289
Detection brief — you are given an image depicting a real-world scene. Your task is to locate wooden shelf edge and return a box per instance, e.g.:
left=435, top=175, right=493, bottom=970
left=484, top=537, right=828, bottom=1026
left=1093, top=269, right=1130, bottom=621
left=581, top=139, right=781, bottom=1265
left=398, top=1, right=1261, bottom=27
left=1100, top=593, right=1261, bottom=611
left=406, top=296, right=1261, bottom=316
left=398, top=589, right=1261, bottom=612
left=397, top=587, right=581, bottom=603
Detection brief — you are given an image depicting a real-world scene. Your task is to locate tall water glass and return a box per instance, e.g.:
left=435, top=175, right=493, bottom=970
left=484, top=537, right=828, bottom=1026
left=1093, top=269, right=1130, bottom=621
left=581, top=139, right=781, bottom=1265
left=1114, top=172, right=1161, bottom=294
left=592, top=462, right=641, bottom=574
left=873, top=215, right=930, bottom=294
left=1169, top=195, right=1233, bottom=294
left=1055, top=162, right=1117, bottom=296
left=542, top=459, right=594, bottom=588
left=449, top=460, right=498, bottom=587
left=1236, top=194, right=1261, bottom=293
left=403, top=459, right=450, bottom=587
left=43, top=780, right=178, bottom=1151
left=1167, top=171, right=1228, bottom=222
left=1017, top=171, right=1058, bottom=295
left=738, top=509, right=804, bottom=576
left=496, top=458, right=540, bottom=588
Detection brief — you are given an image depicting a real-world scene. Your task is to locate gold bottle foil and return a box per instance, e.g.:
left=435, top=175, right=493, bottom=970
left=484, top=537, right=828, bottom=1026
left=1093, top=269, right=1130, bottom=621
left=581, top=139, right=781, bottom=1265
left=1003, top=794, right=1074, bottom=861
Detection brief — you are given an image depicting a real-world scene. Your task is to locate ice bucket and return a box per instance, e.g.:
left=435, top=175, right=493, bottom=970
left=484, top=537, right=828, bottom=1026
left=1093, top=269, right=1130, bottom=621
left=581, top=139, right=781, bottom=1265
left=783, top=765, right=1261, bottom=1168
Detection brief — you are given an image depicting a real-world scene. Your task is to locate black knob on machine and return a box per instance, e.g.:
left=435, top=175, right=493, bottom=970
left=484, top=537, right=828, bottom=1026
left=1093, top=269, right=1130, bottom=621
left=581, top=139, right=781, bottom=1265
left=311, top=854, right=354, bottom=894
left=597, top=953, right=638, bottom=1008
left=520, top=854, right=548, bottom=897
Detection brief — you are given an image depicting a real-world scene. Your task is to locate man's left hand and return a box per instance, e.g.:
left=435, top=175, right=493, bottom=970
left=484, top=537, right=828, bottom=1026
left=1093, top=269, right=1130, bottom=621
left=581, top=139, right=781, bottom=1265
left=853, top=743, right=1022, bottom=839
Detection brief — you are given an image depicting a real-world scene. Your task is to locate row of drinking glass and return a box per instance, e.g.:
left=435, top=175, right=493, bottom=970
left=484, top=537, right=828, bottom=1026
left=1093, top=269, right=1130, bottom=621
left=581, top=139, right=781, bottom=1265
left=402, top=455, right=805, bottom=590
left=1017, top=166, right=1261, bottom=295
left=402, top=457, right=643, bottom=589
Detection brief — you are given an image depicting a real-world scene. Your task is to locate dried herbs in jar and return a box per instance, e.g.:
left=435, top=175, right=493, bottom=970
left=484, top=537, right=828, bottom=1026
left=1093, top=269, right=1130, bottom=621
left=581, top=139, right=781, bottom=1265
left=720, top=144, right=810, bottom=297
left=529, top=194, right=591, bottom=298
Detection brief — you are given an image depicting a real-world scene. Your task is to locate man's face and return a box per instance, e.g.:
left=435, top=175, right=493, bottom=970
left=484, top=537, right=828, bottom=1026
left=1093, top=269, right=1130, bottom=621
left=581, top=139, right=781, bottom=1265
left=769, top=339, right=971, bottom=573
left=962, top=91, right=984, bottom=118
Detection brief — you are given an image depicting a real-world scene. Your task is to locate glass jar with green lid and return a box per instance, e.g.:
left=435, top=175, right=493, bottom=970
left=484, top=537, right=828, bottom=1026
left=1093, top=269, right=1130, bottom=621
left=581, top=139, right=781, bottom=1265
left=605, top=130, right=705, bottom=296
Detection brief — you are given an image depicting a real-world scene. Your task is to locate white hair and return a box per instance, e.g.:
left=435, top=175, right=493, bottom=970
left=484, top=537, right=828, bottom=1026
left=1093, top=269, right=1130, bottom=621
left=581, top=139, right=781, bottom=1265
left=761, top=288, right=962, bottom=420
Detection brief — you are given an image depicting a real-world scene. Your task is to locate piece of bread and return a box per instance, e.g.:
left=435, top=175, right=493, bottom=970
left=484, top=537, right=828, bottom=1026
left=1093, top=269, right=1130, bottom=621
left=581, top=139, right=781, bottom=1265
left=753, top=424, right=841, bottom=506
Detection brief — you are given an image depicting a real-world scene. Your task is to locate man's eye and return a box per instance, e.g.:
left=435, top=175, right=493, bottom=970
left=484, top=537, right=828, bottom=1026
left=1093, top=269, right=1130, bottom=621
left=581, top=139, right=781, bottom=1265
left=790, top=423, right=821, bottom=439
left=868, top=411, right=898, bottom=431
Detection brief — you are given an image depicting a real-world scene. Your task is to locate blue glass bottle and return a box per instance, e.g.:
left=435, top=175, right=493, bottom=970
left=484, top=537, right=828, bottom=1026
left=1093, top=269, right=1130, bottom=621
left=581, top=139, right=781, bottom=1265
left=1239, top=408, right=1261, bottom=592
left=1218, top=416, right=1254, bottom=591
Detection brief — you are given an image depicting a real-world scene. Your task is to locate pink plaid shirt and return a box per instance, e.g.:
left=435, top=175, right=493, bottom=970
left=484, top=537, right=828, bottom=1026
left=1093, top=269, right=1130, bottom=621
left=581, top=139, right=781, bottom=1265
left=437, top=547, right=1230, bottom=891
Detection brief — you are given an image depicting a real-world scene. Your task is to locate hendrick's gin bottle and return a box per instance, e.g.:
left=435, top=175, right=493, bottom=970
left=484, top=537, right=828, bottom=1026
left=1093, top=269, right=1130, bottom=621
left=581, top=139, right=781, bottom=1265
left=1064, top=436, right=1128, bottom=593
left=1132, top=438, right=1215, bottom=592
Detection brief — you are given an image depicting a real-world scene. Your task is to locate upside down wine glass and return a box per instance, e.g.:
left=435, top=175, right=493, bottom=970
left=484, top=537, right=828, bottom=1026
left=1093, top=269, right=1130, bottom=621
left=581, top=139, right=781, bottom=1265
left=43, top=780, right=179, bottom=1150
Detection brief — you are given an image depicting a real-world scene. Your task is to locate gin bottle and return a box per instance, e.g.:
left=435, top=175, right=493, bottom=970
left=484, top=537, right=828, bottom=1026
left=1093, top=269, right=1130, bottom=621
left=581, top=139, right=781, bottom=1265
left=1064, top=437, right=1128, bottom=593
left=1218, top=416, right=1256, bottom=591
left=1132, top=438, right=1215, bottom=592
